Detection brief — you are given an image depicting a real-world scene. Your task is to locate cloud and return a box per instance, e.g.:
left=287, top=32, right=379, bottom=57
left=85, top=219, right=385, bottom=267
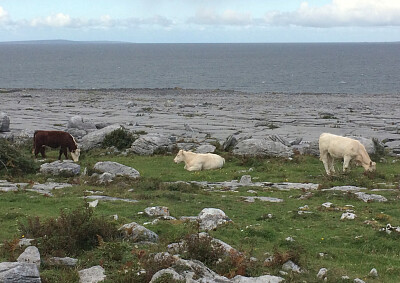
left=188, top=8, right=252, bottom=26
left=266, top=0, right=400, bottom=27
left=0, top=6, right=9, bottom=22
left=188, top=0, right=400, bottom=28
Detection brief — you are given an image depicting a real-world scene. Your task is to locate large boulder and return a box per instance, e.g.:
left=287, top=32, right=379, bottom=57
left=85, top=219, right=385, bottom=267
left=40, top=160, right=81, bottom=176
left=93, top=161, right=140, bottom=179
left=80, top=124, right=122, bottom=150
left=67, top=115, right=96, bottom=130
left=233, top=138, right=293, bottom=157
left=17, top=246, right=40, bottom=268
left=198, top=208, right=232, bottom=231
left=0, top=112, right=10, bottom=132
left=129, top=133, right=175, bottom=155
left=119, top=222, right=159, bottom=243
left=78, top=265, right=106, bottom=283
left=0, top=262, right=41, bottom=283
left=349, top=136, right=378, bottom=155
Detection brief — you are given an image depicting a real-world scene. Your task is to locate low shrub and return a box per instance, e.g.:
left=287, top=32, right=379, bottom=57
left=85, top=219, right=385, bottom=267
left=102, top=127, right=136, bottom=150
left=0, top=139, right=38, bottom=176
left=18, top=203, right=119, bottom=256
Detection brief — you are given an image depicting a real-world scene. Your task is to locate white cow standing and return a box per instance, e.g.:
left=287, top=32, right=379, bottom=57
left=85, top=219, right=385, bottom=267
left=174, top=149, right=225, bottom=171
left=319, top=133, right=376, bottom=175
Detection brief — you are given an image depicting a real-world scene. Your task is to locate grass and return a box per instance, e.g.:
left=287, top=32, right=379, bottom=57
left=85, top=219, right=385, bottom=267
left=1, top=145, right=400, bottom=282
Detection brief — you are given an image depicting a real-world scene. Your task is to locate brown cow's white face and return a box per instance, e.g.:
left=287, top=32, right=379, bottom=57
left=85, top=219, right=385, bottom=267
left=71, top=148, right=81, bottom=162
left=174, top=150, right=184, bottom=163
left=366, top=161, right=376, bottom=172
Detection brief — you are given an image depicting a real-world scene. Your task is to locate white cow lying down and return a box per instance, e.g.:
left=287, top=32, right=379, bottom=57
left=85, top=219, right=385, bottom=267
left=319, top=133, right=376, bottom=175
left=174, top=150, right=225, bottom=171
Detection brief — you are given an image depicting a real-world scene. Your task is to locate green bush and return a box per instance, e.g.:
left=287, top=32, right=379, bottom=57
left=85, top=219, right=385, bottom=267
left=19, top=204, right=119, bottom=256
left=0, top=139, right=38, bottom=176
left=102, top=127, right=136, bottom=150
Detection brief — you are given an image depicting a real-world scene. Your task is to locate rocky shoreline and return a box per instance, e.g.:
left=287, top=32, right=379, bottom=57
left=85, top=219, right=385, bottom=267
left=1, top=88, right=400, bottom=154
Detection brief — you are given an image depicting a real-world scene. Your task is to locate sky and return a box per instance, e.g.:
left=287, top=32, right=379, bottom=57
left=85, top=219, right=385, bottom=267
left=0, top=0, right=399, bottom=43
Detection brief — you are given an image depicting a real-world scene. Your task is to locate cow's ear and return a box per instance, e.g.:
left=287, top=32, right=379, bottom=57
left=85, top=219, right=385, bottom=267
left=370, top=161, right=373, bottom=165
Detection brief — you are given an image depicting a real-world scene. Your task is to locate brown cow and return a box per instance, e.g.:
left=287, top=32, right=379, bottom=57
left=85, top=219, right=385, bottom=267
left=33, top=130, right=80, bottom=162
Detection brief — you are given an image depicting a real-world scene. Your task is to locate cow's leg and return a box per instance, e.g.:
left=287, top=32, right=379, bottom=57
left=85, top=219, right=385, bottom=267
left=320, top=151, right=331, bottom=175
left=34, top=146, right=40, bottom=158
left=40, top=146, right=46, bottom=158
left=343, top=155, right=352, bottom=173
left=59, top=147, right=68, bottom=160
left=328, top=155, right=335, bottom=174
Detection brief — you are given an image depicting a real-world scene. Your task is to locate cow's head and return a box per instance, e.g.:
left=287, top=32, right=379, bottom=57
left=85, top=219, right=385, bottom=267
left=71, top=148, right=81, bottom=162
left=365, top=160, right=376, bottom=172
left=174, top=150, right=185, bottom=163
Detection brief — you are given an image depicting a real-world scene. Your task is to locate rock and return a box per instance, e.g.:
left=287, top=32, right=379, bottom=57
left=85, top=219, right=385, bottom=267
left=0, top=180, right=29, bottom=192
left=129, top=133, right=174, bottom=155
left=354, top=279, right=366, bottom=283
left=223, top=134, right=238, bottom=151
left=119, top=222, right=159, bottom=243
left=0, top=262, right=41, bottom=283
left=369, top=268, right=378, bottom=278
left=78, top=265, right=106, bottom=283
left=29, top=182, right=73, bottom=196
left=144, top=206, right=170, bottom=217
left=317, top=268, right=328, bottom=280
left=349, top=136, right=376, bottom=155
left=233, top=138, right=293, bottom=157
left=293, top=140, right=319, bottom=156
left=40, top=160, right=80, bottom=176
left=93, top=161, right=140, bottom=179
left=282, top=260, right=302, bottom=273
left=173, top=258, right=231, bottom=282
left=47, top=256, right=78, bottom=266
left=231, top=275, right=285, bottom=283
left=354, top=192, right=387, bottom=202
left=80, top=124, right=122, bottom=150
left=150, top=268, right=184, bottom=283
left=196, top=144, right=216, bottom=153
left=97, top=172, right=114, bottom=184
left=268, top=134, right=291, bottom=147
left=11, top=129, right=35, bottom=145
left=18, top=238, right=34, bottom=247
left=240, top=175, right=252, bottom=185
left=67, top=115, right=96, bottom=130
left=341, top=212, right=357, bottom=220
left=242, top=196, right=283, bottom=203
left=198, top=208, right=232, bottom=231
left=66, top=128, right=88, bottom=139
left=0, top=112, right=10, bottom=132
left=88, top=200, right=98, bottom=208
left=17, top=246, right=40, bottom=268
left=85, top=195, right=138, bottom=203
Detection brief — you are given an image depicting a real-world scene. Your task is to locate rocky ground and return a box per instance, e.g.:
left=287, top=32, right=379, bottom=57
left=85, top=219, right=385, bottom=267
left=1, top=88, right=400, bottom=152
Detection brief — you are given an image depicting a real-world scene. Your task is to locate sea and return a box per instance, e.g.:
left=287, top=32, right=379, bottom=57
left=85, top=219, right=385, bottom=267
left=0, top=41, right=399, bottom=94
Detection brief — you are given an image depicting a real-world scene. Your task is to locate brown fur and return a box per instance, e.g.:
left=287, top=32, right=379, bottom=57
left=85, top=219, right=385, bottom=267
left=33, top=130, right=79, bottom=161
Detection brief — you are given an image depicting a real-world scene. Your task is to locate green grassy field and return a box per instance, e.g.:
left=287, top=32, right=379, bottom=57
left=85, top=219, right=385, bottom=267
left=1, top=144, right=400, bottom=282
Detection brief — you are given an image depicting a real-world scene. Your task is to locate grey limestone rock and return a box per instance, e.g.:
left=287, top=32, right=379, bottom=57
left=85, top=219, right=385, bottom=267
left=17, top=246, right=40, bottom=268
left=119, top=222, right=159, bottom=243
left=0, top=112, right=10, bottom=132
left=80, top=124, right=122, bottom=150
left=40, top=160, right=80, bottom=176
left=78, top=265, right=106, bottom=283
left=144, top=206, right=170, bottom=217
left=233, top=138, right=293, bottom=157
left=67, top=115, right=96, bottom=130
left=198, top=208, right=232, bottom=231
left=47, top=257, right=78, bottom=266
left=195, top=144, right=216, bottom=153
left=93, top=161, right=140, bottom=179
left=0, top=262, right=41, bottom=283
left=129, top=133, right=174, bottom=155
left=231, top=275, right=285, bottom=283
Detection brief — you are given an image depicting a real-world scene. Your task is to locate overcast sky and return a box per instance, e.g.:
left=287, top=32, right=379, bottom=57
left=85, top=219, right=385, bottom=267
left=0, top=0, right=399, bottom=43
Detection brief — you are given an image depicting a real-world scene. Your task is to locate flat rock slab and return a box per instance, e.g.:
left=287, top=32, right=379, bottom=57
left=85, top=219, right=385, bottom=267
left=242, top=196, right=284, bottom=203
left=40, top=160, right=80, bottom=176
left=322, top=186, right=367, bottom=192
left=85, top=195, right=138, bottom=203
left=0, top=180, right=29, bottom=192
left=93, top=161, right=140, bottom=179
left=0, top=262, right=41, bottom=283
left=354, top=192, right=388, bottom=202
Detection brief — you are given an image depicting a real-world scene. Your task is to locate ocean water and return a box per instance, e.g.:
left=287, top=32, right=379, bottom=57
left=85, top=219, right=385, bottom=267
left=0, top=41, right=399, bottom=94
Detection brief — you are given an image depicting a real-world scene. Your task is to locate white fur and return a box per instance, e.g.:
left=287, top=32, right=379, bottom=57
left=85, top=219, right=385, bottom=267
left=319, top=133, right=376, bottom=175
left=174, top=150, right=225, bottom=171
left=70, top=148, right=81, bottom=162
